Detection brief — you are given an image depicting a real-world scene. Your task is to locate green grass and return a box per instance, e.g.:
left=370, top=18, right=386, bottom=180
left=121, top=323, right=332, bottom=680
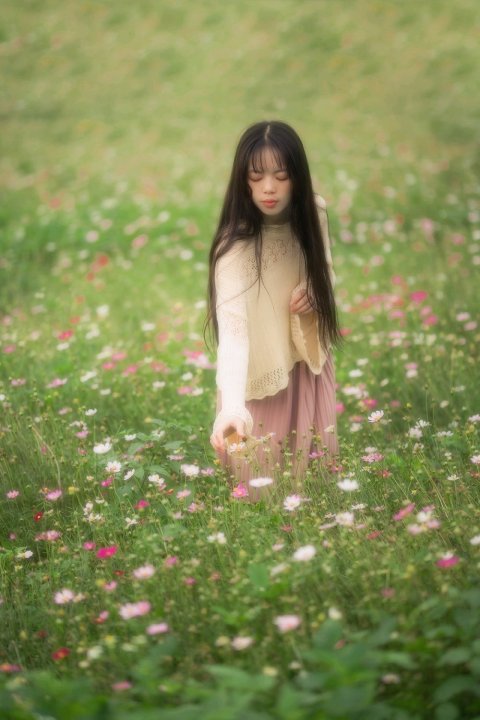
left=1, top=1, right=480, bottom=717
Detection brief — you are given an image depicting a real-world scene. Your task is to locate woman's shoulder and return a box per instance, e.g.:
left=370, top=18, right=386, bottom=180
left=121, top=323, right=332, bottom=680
left=215, top=235, right=251, bottom=273
left=313, top=193, right=327, bottom=211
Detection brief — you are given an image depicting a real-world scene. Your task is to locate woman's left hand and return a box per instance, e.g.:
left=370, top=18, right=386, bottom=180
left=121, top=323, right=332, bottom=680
left=290, top=287, right=315, bottom=315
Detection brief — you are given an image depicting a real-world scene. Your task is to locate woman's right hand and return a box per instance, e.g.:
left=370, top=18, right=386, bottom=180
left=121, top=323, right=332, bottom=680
left=210, top=416, right=246, bottom=453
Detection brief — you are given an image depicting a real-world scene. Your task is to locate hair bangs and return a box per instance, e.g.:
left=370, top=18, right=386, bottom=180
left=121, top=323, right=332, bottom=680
left=248, top=141, right=288, bottom=174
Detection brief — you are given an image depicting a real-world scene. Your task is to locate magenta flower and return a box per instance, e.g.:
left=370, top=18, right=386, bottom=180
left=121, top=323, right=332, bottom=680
left=410, top=290, right=428, bottom=304
left=96, top=546, right=118, bottom=559
left=436, top=553, right=460, bottom=569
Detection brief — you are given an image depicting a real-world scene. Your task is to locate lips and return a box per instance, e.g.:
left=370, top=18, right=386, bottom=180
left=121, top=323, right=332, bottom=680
left=262, top=200, right=278, bottom=207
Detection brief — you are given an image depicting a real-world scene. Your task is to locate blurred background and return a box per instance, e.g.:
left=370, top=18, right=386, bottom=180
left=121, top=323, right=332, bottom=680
left=1, top=0, right=479, bottom=208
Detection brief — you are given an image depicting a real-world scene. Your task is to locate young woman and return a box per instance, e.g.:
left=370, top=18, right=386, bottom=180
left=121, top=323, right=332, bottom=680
left=206, top=120, right=341, bottom=501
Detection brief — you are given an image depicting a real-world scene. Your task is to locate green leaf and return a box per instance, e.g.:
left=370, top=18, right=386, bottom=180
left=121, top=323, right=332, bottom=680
left=435, top=703, right=460, bottom=720
left=438, top=647, right=471, bottom=666
left=381, top=651, right=417, bottom=669
left=206, top=664, right=275, bottom=693
left=247, top=563, right=270, bottom=589
left=160, top=523, right=185, bottom=538
left=434, top=675, right=477, bottom=703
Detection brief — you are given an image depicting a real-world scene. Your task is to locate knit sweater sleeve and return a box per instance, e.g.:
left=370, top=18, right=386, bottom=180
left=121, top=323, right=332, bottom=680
left=213, top=246, right=253, bottom=436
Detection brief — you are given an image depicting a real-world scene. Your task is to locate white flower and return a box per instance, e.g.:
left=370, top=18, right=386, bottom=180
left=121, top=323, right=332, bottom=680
left=17, top=550, right=33, bottom=559
left=274, top=615, right=302, bottom=633
left=468, top=414, right=480, bottom=423
left=86, top=645, right=103, bottom=660
left=292, top=545, right=316, bottom=562
left=408, top=427, right=423, bottom=439
left=328, top=607, right=343, bottom=620
left=124, top=433, right=137, bottom=441
left=93, top=441, right=112, bottom=454
left=270, top=562, right=289, bottom=577
left=96, top=304, right=110, bottom=318
left=207, top=532, right=227, bottom=544
left=231, top=636, right=254, bottom=650
left=85, top=408, right=97, bottom=416
left=124, top=469, right=135, bottom=481
left=368, top=410, right=384, bottom=423
left=337, top=478, right=359, bottom=492
left=470, top=535, right=480, bottom=546
left=180, top=464, right=200, bottom=477
left=105, top=461, right=122, bottom=474
left=335, top=511, right=355, bottom=527
left=470, top=455, right=480, bottom=465
left=324, top=425, right=336, bottom=434
left=141, top=322, right=155, bottom=332
left=147, top=474, right=166, bottom=488
left=249, top=477, right=274, bottom=488
left=283, top=494, right=303, bottom=511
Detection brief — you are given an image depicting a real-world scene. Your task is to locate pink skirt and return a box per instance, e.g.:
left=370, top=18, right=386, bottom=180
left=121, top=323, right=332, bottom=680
left=215, top=354, right=339, bottom=501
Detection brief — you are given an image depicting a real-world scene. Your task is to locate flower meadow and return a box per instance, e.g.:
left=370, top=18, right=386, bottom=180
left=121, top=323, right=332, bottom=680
left=1, top=1, right=480, bottom=717
left=0, top=168, right=479, bottom=718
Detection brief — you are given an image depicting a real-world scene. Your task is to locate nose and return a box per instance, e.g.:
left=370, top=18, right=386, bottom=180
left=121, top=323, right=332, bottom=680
left=263, top=175, right=276, bottom=194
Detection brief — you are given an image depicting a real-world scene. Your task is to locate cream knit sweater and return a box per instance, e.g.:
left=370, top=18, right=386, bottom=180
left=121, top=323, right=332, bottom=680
left=213, top=194, right=335, bottom=435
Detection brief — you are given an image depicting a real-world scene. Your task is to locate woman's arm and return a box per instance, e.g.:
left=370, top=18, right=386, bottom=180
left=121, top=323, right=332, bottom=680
left=210, top=249, right=253, bottom=451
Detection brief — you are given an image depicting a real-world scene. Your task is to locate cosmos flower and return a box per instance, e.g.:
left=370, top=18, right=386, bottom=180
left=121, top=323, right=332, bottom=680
left=292, top=545, right=316, bottom=562
left=274, top=615, right=302, bottom=633
left=119, top=601, right=151, bottom=619
left=93, top=441, right=112, bottom=454
left=249, top=477, right=274, bottom=487
left=283, top=495, right=303, bottom=511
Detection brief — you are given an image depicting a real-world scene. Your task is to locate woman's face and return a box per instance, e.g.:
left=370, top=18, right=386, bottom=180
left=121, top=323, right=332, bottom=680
left=247, top=147, right=292, bottom=219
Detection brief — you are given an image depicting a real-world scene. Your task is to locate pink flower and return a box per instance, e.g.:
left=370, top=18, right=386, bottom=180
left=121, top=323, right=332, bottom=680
left=184, top=577, right=196, bottom=586
left=35, top=530, right=62, bottom=542
left=164, top=556, right=179, bottom=568
left=135, top=499, right=149, bottom=509
left=47, top=378, right=68, bottom=388
left=410, top=290, right=428, bottom=304
left=112, top=681, right=132, bottom=692
left=361, top=452, right=384, bottom=463
left=274, top=615, right=302, bottom=633
left=231, top=483, right=249, bottom=498
left=133, top=564, right=155, bottom=580
left=393, top=503, right=415, bottom=521
left=6, top=490, right=20, bottom=499
left=103, top=581, right=117, bottom=592
left=381, top=588, right=396, bottom=598
left=119, top=601, right=151, bottom=619
left=83, top=541, right=96, bottom=551
left=146, top=622, right=170, bottom=635
left=436, top=553, right=460, bottom=569
left=96, top=545, right=118, bottom=559
left=45, top=489, right=62, bottom=501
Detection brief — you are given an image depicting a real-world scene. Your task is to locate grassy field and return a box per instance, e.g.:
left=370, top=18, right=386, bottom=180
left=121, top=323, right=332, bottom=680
left=1, top=1, right=480, bottom=718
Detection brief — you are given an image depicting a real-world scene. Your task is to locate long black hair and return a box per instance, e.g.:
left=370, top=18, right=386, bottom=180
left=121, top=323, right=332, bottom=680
left=205, top=120, right=341, bottom=350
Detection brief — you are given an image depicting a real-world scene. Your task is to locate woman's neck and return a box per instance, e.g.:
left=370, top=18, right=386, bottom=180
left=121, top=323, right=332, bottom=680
left=261, top=204, right=291, bottom=226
